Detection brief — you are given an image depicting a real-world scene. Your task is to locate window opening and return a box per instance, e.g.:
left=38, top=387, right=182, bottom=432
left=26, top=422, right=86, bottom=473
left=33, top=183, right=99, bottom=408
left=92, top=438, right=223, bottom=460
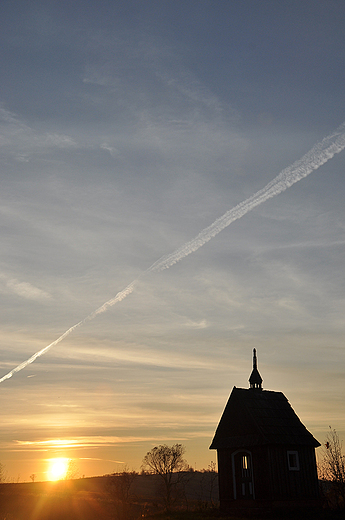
left=232, top=450, right=255, bottom=500
left=241, top=454, right=250, bottom=477
left=287, top=450, right=300, bottom=471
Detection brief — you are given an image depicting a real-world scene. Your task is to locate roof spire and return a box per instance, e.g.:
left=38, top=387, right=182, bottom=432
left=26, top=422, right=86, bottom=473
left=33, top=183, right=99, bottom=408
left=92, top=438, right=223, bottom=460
left=249, top=348, right=263, bottom=390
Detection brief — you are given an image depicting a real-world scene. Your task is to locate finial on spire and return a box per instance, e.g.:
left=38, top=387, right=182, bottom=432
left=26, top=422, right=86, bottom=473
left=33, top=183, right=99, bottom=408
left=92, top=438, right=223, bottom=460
left=249, top=348, right=263, bottom=390
left=253, top=348, right=258, bottom=369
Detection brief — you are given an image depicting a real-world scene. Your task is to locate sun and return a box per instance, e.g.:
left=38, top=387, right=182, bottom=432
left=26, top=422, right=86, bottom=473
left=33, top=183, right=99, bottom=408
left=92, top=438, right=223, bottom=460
left=48, top=458, right=68, bottom=481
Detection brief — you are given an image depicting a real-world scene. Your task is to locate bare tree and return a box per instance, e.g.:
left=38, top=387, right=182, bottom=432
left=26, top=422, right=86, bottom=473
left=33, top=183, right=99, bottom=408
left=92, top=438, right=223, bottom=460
left=142, top=444, right=188, bottom=510
left=65, top=459, right=79, bottom=480
left=319, top=427, right=345, bottom=509
left=108, top=468, right=138, bottom=519
left=30, top=473, right=36, bottom=483
left=199, top=462, right=218, bottom=508
left=109, top=467, right=137, bottom=503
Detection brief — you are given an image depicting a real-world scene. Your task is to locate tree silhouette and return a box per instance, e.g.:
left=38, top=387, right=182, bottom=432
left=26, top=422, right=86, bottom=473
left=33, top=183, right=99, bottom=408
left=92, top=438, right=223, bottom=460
left=142, top=444, right=188, bottom=510
left=319, top=427, right=345, bottom=509
left=65, top=459, right=79, bottom=480
left=108, top=467, right=138, bottom=519
left=109, top=467, right=137, bottom=503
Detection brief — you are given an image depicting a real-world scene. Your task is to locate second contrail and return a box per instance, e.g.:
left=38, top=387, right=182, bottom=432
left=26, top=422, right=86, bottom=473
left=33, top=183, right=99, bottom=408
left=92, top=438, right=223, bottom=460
left=1, top=121, right=345, bottom=383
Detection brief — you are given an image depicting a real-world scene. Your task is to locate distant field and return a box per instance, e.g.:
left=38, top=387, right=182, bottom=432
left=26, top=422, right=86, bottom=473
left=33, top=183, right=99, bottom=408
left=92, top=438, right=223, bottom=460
left=0, top=474, right=340, bottom=520
left=0, top=472, right=219, bottom=520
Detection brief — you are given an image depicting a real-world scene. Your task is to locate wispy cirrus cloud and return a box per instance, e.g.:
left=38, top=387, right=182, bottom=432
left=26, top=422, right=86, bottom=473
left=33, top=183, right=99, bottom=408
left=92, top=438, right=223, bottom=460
left=0, top=273, right=51, bottom=301
left=0, top=106, right=77, bottom=162
left=13, top=435, right=182, bottom=451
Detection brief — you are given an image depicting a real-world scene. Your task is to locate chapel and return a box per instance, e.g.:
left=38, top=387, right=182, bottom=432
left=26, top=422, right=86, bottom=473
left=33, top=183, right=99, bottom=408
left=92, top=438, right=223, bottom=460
left=210, top=349, right=320, bottom=510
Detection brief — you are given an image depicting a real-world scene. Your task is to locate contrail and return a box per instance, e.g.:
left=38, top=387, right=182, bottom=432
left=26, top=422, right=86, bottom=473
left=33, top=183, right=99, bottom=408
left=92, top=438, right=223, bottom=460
left=148, top=122, right=345, bottom=272
left=0, top=280, right=138, bottom=383
left=1, top=122, right=345, bottom=383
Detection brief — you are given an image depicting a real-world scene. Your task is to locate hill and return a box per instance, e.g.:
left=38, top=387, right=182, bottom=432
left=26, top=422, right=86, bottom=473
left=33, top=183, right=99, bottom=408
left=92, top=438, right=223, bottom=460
left=0, top=471, right=218, bottom=520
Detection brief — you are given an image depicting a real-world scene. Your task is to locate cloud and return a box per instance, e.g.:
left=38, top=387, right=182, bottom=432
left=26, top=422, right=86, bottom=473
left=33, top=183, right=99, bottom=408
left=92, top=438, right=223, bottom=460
left=11, top=434, right=192, bottom=451
left=0, top=106, right=77, bottom=162
left=58, top=342, right=221, bottom=370
left=184, top=319, right=208, bottom=329
left=0, top=274, right=51, bottom=301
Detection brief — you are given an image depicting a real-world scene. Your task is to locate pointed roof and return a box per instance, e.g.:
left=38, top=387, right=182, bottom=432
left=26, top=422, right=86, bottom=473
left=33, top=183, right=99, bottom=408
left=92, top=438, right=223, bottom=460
left=210, top=386, right=320, bottom=449
left=249, top=348, right=262, bottom=389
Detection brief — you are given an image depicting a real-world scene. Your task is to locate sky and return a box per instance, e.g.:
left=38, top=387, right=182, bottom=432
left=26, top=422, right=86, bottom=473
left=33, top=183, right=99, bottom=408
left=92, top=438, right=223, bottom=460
left=0, top=0, right=345, bottom=482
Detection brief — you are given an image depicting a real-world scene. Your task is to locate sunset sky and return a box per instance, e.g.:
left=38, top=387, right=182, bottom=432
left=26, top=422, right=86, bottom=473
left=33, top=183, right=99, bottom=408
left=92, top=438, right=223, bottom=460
left=1, top=0, right=345, bottom=481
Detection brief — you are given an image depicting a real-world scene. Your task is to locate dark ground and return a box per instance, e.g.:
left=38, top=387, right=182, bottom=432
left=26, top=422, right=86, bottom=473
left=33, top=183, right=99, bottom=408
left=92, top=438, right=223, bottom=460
left=0, top=472, right=218, bottom=520
left=0, top=474, right=342, bottom=520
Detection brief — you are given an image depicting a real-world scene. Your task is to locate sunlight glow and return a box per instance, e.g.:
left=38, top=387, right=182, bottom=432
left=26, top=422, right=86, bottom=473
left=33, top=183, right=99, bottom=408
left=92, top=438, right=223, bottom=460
left=48, top=458, right=68, bottom=481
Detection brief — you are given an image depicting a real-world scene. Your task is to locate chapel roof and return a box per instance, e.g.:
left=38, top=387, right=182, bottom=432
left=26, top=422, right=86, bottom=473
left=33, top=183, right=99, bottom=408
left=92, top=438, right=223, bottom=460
left=210, top=350, right=320, bottom=450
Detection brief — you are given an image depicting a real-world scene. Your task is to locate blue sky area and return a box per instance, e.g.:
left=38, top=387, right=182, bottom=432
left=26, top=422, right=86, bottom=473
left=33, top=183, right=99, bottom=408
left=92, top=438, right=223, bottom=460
left=0, top=0, right=345, bottom=480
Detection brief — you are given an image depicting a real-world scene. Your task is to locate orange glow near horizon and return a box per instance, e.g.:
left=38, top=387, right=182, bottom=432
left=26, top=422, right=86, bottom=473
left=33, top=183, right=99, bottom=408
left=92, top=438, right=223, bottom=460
left=47, top=458, right=68, bottom=481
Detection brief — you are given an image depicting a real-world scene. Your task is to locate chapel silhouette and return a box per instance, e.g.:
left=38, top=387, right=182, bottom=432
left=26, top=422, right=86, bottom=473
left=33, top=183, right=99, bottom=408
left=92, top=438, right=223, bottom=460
left=210, top=349, right=320, bottom=510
